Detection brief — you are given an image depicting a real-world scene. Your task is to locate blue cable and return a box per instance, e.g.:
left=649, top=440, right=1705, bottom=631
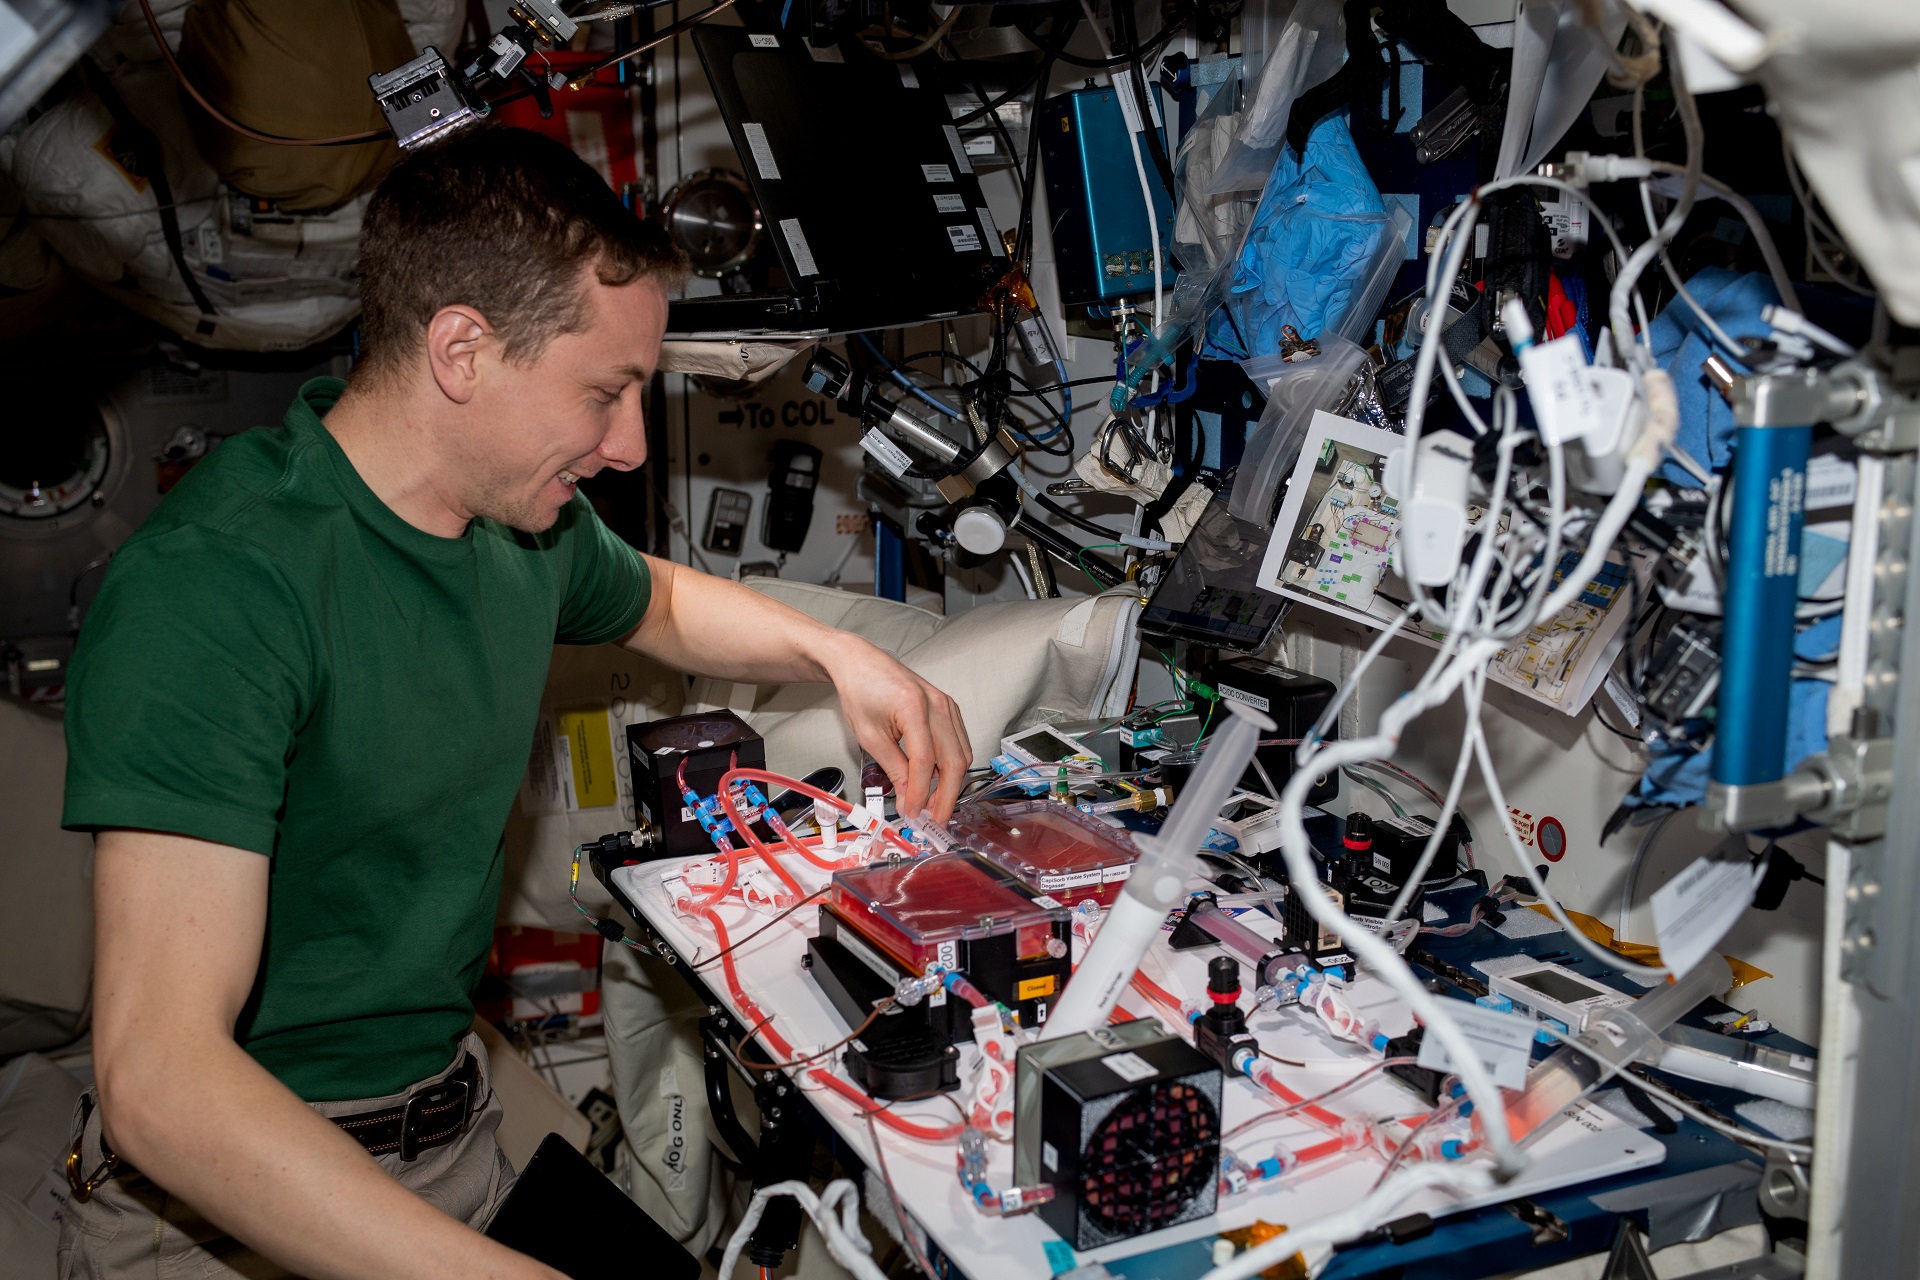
left=855, top=331, right=963, bottom=421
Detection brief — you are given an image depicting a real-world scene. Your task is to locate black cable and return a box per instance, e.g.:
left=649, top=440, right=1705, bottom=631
left=1014, top=513, right=1126, bottom=587
left=1029, top=488, right=1122, bottom=541
left=946, top=40, right=1027, bottom=211
left=1032, top=2, right=1192, bottom=70
left=949, top=14, right=1079, bottom=127
left=1112, top=0, right=1178, bottom=204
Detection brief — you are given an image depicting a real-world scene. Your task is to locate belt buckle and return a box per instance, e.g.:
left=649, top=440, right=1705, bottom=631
left=398, top=1074, right=471, bottom=1162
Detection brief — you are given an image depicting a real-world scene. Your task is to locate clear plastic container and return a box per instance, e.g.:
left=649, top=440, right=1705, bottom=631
left=947, top=801, right=1141, bottom=906
left=828, top=854, right=1069, bottom=972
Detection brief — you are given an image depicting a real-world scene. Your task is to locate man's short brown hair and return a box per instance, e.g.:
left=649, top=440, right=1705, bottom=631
left=354, top=126, right=687, bottom=381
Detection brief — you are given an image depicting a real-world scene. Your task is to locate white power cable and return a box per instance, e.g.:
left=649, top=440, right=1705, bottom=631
left=716, top=1179, right=889, bottom=1280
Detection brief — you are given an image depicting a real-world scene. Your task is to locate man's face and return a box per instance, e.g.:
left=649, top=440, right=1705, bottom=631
left=458, top=269, right=667, bottom=533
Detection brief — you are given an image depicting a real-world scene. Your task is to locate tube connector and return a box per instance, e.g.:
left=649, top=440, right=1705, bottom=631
left=1536, top=151, right=1655, bottom=186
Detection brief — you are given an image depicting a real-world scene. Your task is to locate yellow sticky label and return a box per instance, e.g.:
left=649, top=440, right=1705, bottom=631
left=1017, top=975, right=1057, bottom=1001
left=557, top=705, right=617, bottom=810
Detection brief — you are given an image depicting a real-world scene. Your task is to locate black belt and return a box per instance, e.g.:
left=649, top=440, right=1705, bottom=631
left=333, top=1053, right=482, bottom=1162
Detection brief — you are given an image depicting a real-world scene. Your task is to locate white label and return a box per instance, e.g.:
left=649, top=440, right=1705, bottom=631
left=1110, top=73, right=1163, bottom=132
left=778, top=218, right=818, bottom=276
left=1540, top=193, right=1590, bottom=260
left=680, top=805, right=695, bottom=822
left=1033, top=895, right=1062, bottom=909
left=1603, top=671, right=1644, bottom=729
left=946, top=223, right=982, bottom=253
left=1416, top=1001, right=1538, bottom=1089
left=976, top=206, right=1002, bottom=255
left=1560, top=1095, right=1623, bottom=1134
left=1102, top=1051, right=1158, bottom=1084
left=1790, top=1053, right=1814, bottom=1071
left=932, top=193, right=966, bottom=213
left=1041, top=869, right=1104, bottom=891
left=942, top=124, right=975, bottom=175
left=1805, top=453, right=1857, bottom=510
left=1651, top=854, right=1763, bottom=979
left=937, top=940, right=958, bottom=968
left=748, top=32, right=779, bottom=46
left=922, top=163, right=953, bottom=184
left=1101, top=864, right=1133, bottom=883
left=861, top=428, right=914, bottom=477
left=1518, top=334, right=1603, bottom=445
left=1042, top=1140, right=1059, bottom=1171
left=898, top=64, right=919, bottom=88
left=964, top=133, right=996, bottom=155
left=1217, top=684, right=1270, bottom=712
left=741, top=122, right=781, bottom=180
left=24, top=1164, right=69, bottom=1234
left=1373, top=851, right=1393, bottom=875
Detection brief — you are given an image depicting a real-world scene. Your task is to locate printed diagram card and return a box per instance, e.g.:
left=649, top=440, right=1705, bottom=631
left=1254, top=410, right=1650, bottom=714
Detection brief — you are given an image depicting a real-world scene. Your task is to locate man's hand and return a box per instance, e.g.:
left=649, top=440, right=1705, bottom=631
left=817, top=635, right=971, bottom=821
left=622, top=557, right=974, bottom=820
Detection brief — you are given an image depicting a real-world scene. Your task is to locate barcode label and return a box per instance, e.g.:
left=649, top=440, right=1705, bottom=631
left=741, top=123, right=780, bottom=180
left=933, top=192, right=965, bottom=213
left=921, top=163, right=953, bottom=183
left=861, top=429, right=913, bottom=477
left=748, top=33, right=779, bottom=46
left=943, top=124, right=975, bottom=174
left=976, top=205, right=1002, bottom=255
left=946, top=223, right=982, bottom=253
left=779, top=218, right=818, bottom=276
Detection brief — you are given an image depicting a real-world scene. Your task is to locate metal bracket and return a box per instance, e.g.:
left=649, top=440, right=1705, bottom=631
left=1703, top=736, right=1894, bottom=837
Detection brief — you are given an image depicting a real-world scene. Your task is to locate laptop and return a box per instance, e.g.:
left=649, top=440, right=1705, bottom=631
left=485, top=1133, right=700, bottom=1279
left=669, top=26, right=1004, bottom=337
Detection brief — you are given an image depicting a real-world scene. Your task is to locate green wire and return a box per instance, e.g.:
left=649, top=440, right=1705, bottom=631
left=1196, top=699, right=1217, bottom=743
left=1074, top=541, right=1131, bottom=585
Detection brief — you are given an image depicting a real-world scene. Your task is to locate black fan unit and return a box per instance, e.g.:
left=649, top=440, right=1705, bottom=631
left=1020, top=1027, right=1223, bottom=1250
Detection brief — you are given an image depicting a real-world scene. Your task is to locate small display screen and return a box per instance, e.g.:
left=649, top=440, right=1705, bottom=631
left=1512, top=968, right=1606, bottom=1005
left=1140, top=478, right=1287, bottom=651
left=1013, top=729, right=1081, bottom=762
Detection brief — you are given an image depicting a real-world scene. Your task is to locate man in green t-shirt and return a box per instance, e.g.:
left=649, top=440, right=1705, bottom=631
left=58, top=128, right=970, bottom=1280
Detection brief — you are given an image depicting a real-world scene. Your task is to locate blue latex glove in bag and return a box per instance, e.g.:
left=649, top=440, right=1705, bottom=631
left=1203, top=112, right=1386, bottom=361
left=1647, top=268, right=1782, bottom=488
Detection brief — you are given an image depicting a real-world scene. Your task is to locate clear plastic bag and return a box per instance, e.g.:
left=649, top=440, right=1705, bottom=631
left=1205, top=0, right=1347, bottom=196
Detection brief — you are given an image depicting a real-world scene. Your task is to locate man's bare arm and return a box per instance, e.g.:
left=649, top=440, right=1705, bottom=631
left=619, top=554, right=972, bottom=820
left=91, top=829, right=562, bottom=1280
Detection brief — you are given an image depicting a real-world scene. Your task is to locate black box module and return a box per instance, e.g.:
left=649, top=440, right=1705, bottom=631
left=1369, top=814, right=1462, bottom=887
left=625, top=711, right=765, bottom=859
left=1199, top=658, right=1338, bottom=806
left=1031, top=1032, right=1221, bottom=1250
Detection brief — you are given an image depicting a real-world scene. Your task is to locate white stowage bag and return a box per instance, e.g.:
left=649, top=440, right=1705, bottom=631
left=396, top=0, right=464, bottom=55
left=0, top=58, right=364, bottom=351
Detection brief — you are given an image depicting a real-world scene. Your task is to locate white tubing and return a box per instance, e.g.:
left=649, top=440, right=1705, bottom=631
left=716, top=1180, right=888, bottom=1280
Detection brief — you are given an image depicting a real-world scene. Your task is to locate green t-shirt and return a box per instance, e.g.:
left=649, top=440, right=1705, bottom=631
left=62, top=377, right=650, bottom=1102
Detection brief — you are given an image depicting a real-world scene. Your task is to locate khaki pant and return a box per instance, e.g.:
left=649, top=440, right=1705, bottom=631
left=58, top=1032, right=515, bottom=1280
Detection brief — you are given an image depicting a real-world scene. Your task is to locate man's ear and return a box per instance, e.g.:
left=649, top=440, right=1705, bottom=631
left=423, top=305, right=491, bottom=404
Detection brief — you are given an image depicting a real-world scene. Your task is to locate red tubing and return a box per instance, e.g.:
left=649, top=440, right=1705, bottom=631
left=699, top=905, right=961, bottom=1144
left=719, top=767, right=921, bottom=858
left=713, top=781, right=810, bottom=902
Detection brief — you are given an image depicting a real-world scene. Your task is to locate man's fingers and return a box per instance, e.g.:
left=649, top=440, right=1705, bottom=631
left=864, top=732, right=913, bottom=815
left=894, top=692, right=937, bottom=820
left=928, top=696, right=971, bottom=822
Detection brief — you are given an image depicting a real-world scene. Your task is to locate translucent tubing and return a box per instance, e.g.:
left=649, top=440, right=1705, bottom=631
left=957, top=1126, right=1056, bottom=1216
left=1489, top=955, right=1732, bottom=1146
left=1232, top=1049, right=1351, bottom=1134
